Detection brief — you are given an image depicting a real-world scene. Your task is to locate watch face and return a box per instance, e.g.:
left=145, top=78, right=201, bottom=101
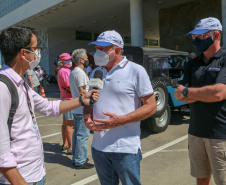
left=182, top=88, right=188, bottom=97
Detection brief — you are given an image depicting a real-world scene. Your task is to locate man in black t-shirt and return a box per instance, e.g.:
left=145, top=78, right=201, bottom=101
left=175, top=17, right=226, bottom=185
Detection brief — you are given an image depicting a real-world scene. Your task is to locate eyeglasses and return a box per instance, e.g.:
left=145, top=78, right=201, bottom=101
left=191, top=31, right=215, bottom=40
left=24, top=47, right=42, bottom=55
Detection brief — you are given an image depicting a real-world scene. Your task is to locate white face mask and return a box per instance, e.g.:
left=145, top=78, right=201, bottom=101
left=63, top=60, right=72, bottom=68
left=94, top=49, right=115, bottom=66
left=24, top=49, right=41, bottom=70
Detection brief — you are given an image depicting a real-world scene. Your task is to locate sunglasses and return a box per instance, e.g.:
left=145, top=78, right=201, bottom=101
left=191, top=31, right=215, bottom=40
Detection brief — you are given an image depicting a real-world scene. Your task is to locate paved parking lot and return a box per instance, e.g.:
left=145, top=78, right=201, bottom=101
left=37, top=84, right=216, bottom=185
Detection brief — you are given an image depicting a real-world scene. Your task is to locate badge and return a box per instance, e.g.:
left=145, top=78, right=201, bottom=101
left=33, top=124, right=41, bottom=140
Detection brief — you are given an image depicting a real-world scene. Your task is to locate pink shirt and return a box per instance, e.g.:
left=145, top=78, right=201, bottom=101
left=0, top=65, right=61, bottom=184
left=57, top=67, right=73, bottom=100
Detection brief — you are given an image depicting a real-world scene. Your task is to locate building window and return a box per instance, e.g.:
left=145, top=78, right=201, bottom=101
left=124, top=36, right=131, bottom=44
left=149, top=39, right=159, bottom=46
left=0, top=0, right=31, bottom=19
left=76, top=31, right=92, bottom=41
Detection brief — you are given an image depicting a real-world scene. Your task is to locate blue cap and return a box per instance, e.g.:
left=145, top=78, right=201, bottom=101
left=88, top=41, right=112, bottom=47
left=187, top=29, right=209, bottom=35
left=187, top=17, right=222, bottom=35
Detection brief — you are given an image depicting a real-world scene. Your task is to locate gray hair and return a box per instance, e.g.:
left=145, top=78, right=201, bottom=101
left=72, top=48, right=86, bottom=64
left=113, top=45, right=124, bottom=54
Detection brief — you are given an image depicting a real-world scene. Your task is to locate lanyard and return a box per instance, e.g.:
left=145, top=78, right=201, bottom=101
left=24, top=82, right=36, bottom=124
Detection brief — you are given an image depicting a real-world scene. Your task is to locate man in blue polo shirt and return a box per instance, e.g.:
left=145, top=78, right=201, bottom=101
left=84, top=30, right=157, bottom=185
left=175, top=17, right=226, bottom=185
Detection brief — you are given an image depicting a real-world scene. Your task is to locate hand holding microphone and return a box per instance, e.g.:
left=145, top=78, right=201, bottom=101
left=89, top=70, right=103, bottom=108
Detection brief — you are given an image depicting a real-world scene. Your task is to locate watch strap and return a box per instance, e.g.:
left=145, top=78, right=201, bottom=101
left=79, top=96, right=85, bottom=106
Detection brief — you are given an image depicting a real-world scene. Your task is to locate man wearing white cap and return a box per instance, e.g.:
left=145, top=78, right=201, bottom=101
left=84, top=30, right=157, bottom=184
left=175, top=17, right=226, bottom=185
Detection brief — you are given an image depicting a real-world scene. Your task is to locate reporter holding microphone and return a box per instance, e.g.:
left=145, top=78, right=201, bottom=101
left=0, top=26, right=99, bottom=185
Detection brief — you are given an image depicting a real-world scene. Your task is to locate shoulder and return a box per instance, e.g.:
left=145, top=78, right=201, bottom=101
left=0, top=81, right=11, bottom=102
left=184, top=57, right=197, bottom=69
left=58, top=68, right=67, bottom=75
left=127, top=61, right=147, bottom=73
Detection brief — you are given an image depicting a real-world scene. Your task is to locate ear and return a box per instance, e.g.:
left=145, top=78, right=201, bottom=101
left=80, top=58, right=84, bottom=64
left=115, top=47, right=121, bottom=55
left=20, top=48, right=26, bottom=60
left=213, top=32, right=220, bottom=40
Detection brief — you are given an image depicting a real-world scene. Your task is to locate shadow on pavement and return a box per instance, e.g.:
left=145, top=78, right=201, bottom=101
left=43, top=142, right=74, bottom=169
left=170, top=106, right=190, bottom=125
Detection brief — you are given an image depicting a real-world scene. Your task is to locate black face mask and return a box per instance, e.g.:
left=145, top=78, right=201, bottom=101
left=193, top=37, right=214, bottom=53
left=82, top=59, right=89, bottom=68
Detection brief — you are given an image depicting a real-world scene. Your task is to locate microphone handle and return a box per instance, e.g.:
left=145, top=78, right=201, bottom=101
left=90, top=87, right=98, bottom=108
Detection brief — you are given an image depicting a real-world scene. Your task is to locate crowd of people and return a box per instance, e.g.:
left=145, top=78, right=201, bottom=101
left=26, top=65, right=47, bottom=94
left=0, top=16, right=226, bottom=185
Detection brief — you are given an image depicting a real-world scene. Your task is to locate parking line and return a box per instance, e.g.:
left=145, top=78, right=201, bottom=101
left=71, top=175, right=98, bottom=185
left=70, top=135, right=188, bottom=185
left=36, top=115, right=46, bottom=119
left=41, top=132, right=61, bottom=139
left=142, top=135, right=188, bottom=158
left=38, top=124, right=62, bottom=126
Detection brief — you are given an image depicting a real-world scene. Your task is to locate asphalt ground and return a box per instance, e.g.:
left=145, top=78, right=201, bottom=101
left=36, top=84, right=216, bottom=185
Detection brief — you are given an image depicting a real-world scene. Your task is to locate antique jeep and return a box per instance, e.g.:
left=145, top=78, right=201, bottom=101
left=124, top=46, right=189, bottom=133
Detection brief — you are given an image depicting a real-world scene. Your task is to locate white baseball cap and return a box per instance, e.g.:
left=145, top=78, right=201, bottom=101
left=187, top=17, right=222, bottom=35
left=88, top=30, right=124, bottom=48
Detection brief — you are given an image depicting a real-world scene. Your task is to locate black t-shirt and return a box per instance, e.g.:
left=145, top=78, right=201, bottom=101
left=179, top=47, right=226, bottom=139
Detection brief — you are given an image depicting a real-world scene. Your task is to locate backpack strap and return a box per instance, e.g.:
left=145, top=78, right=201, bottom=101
left=0, top=74, right=19, bottom=141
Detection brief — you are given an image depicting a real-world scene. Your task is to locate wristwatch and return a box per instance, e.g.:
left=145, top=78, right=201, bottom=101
left=79, top=96, right=85, bottom=106
left=182, top=87, right=188, bottom=97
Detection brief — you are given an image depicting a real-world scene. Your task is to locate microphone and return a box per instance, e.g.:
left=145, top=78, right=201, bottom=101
left=89, top=70, right=103, bottom=108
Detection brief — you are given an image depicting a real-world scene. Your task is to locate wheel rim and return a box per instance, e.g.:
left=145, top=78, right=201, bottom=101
left=154, top=87, right=166, bottom=111
left=155, top=109, right=168, bottom=127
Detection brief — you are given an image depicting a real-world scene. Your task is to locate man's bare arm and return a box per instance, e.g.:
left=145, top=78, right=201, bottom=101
left=175, top=83, right=226, bottom=102
left=78, top=85, right=87, bottom=96
left=59, top=89, right=99, bottom=114
left=177, top=97, right=197, bottom=103
left=188, top=83, right=226, bottom=102
left=0, top=167, right=29, bottom=185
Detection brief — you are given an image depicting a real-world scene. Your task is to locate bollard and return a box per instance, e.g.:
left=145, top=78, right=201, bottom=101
left=41, top=87, right=46, bottom=98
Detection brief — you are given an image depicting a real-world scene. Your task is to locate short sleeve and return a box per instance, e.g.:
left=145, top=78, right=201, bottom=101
left=87, top=67, right=93, bottom=73
left=135, top=65, right=154, bottom=98
left=27, top=70, right=32, bottom=76
left=216, top=58, right=226, bottom=84
left=77, top=71, right=89, bottom=88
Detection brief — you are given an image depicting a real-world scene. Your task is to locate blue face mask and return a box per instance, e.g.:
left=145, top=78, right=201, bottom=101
left=193, top=37, right=214, bottom=52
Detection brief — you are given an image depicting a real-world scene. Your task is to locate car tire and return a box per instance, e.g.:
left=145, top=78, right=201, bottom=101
left=147, top=105, right=171, bottom=133
left=152, top=81, right=168, bottom=117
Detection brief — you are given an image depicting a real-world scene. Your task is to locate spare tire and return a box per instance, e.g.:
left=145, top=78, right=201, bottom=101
left=152, top=81, right=168, bottom=116
left=147, top=105, right=171, bottom=133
